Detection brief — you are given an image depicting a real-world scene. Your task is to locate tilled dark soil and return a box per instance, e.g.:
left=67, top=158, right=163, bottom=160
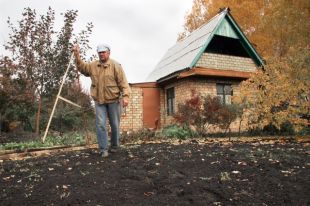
left=0, top=140, right=309, bottom=206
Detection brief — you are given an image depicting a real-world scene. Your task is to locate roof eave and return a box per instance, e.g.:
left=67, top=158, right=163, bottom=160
left=178, top=67, right=253, bottom=79
left=156, top=67, right=190, bottom=84
left=129, top=82, right=158, bottom=88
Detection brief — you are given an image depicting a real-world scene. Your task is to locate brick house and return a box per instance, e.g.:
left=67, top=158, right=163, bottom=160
left=120, top=8, right=264, bottom=132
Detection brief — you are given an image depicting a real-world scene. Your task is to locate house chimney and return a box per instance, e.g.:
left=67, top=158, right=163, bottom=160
left=219, top=7, right=231, bottom=13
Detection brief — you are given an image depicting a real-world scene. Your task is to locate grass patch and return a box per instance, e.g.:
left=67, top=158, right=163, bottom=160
left=0, top=132, right=86, bottom=151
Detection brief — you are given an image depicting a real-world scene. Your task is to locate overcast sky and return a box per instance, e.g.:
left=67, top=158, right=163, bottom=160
left=0, top=0, right=193, bottom=88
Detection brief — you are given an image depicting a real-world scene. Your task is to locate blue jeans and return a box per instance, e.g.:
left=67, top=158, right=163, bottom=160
left=95, top=102, right=121, bottom=152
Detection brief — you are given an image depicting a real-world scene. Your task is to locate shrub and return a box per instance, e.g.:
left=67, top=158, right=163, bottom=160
left=217, top=104, right=243, bottom=134
left=174, top=90, right=205, bottom=133
left=174, top=92, right=241, bottom=135
left=161, top=124, right=198, bottom=140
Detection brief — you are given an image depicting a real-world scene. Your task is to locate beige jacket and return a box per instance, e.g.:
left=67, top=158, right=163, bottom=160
left=75, top=57, right=130, bottom=104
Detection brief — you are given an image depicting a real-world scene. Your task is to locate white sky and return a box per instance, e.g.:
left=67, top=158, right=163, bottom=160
left=0, top=0, right=193, bottom=89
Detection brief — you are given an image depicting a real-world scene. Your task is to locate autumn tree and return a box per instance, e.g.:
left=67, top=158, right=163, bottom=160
left=178, top=0, right=266, bottom=43
left=237, top=46, right=310, bottom=132
left=0, top=56, right=35, bottom=131
left=256, top=0, right=310, bottom=58
left=2, top=7, right=93, bottom=135
left=236, top=0, right=310, bottom=131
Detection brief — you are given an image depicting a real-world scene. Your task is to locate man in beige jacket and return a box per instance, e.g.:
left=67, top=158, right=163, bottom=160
left=73, top=44, right=130, bottom=157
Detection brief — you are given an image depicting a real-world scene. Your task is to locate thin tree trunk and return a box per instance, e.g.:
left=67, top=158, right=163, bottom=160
left=238, top=118, right=243, bottom=137
left=35, top=95, right=42, bottom=136
left=0, top=113, right=2, bottom=135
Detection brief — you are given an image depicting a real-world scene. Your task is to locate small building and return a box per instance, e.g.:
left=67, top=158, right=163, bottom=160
left=120, top=8, right=264, bottom=132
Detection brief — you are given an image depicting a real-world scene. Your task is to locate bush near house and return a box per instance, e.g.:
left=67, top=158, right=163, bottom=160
left=161, top=124, right=198, bottom=140
left=174, top=90, right=242, bottom=136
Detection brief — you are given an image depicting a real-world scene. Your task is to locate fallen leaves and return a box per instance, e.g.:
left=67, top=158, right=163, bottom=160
left=79, top=171, right=86, bottom=176
left=2, top=175, right=14, bottom=181
left=199, top=176, right=213, bottom=181
left=219, top=172, right=231, bottom=181
left=237, top=161, right=247, bottom=166
left=144, top=191, right=155, bottom=196
left=280, top=169, right=296, bottom=176
left=147, top=157, right=155, bottom=162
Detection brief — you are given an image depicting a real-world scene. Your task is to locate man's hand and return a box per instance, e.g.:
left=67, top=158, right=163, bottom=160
left=122, top=98, right=129, bottom=107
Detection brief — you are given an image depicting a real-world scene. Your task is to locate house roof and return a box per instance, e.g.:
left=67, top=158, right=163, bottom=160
left=146, top=8, right=264, bottom=82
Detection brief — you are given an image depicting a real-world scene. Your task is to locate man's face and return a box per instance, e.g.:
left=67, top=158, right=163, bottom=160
left=98, top=51, right=110, bottom=62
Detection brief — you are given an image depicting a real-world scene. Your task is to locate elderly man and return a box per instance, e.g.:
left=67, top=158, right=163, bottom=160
left=72, top=44, right=130, bottom=157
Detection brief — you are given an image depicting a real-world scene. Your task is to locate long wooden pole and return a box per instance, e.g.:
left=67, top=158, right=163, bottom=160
left=42, top=52, right=74, bottom=143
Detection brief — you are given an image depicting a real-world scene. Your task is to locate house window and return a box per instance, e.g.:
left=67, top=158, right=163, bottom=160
left=166, top=87, right=175, bottom=115
left=216, top=84, right=233, bottom=105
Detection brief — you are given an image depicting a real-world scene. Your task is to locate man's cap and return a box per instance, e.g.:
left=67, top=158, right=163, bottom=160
left=97, top=44, right=110, bottom=53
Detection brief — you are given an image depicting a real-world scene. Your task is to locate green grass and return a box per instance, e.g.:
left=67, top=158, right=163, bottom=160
left=0, top=132, right=87, bottom=151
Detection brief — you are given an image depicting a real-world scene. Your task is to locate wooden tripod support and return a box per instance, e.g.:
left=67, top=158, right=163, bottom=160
left=42, top=53, right=81, bottom=143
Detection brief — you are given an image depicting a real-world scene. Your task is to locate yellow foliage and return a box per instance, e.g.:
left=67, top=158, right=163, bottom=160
left=238, top=47, right=309, bottom=131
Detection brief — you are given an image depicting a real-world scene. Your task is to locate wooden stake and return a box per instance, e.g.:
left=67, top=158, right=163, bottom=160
left=42, top=53, right=75, bottom=143
left=58, top=96, right=81, bottom=108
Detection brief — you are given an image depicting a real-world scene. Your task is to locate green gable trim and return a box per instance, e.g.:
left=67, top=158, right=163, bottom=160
left=189, top=13, right=226, bottom=68
left=215, top=18, right=238, bottom=39
left=225, top=14, right=264, bottom=66
left=189, top=35, right=213, bottom=68
left=190, top=11, right=264, bottom=68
